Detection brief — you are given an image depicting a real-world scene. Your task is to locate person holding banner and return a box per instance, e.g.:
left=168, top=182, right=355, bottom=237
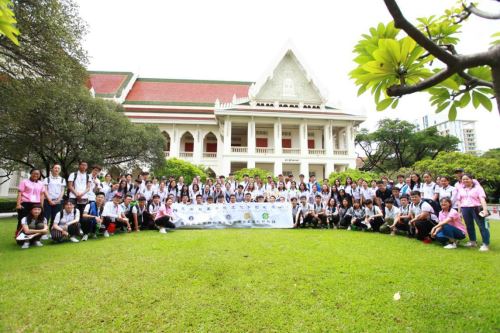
left=155, top=197, right=176, bottom=234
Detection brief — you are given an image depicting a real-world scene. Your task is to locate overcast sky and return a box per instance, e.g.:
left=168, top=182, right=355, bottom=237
left=77, top=0, right=500, bottom=152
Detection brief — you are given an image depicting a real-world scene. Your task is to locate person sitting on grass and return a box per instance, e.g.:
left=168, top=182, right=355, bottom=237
left=380, top=198, right=399, bottom=234
left=16, top=204, right=49, bottom=249
left=131, top=196, right=148, bottom=231
left=338, top=198, right=352, bottom=229
left=347, top=200, right=365, bottom=231
left=409, top=191, right=438, bottom=243
left=102, top=193, right=131, bottom=237
left=82, top=192, right=106, bottom=239
left=326, top=198, right=339, bottom=229
left=363, top=199, right=384, bottom=231
left=299, top=195, right=314, bottom=228
left=312, top=194, right=327, bottom=228
left=390, top=195, right=412, bottom=236
left=155, top=197, right=176, bottom=234
left=51, top=200, right=81, bottom=243
left=430, top=197, right=467, bottom=249
left=291, top=197, right=301, bottom=228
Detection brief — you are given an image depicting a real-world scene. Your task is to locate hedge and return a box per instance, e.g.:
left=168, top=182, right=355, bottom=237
left=0, top=200, right=17, bottom=213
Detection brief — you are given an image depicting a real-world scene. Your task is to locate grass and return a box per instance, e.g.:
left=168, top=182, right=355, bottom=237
left=0, top=218, right=499, bottom=333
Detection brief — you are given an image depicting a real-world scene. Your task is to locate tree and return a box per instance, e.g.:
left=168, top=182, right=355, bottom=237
left=0, top=0, right=19, bottom=45
left=153, top=158, right=208, bottom=185
left=413, top=151, right=500, bottom=201
left=356, top=118, right=459, bottom=172
left=350, top=0, right=500, bottom=119
left=482, top=147, right=500, bottom=162
left=0, top=80, right=165, bottom=178
left=233, top=168, right=275, bottom=182
left=0, top=0, right=88, bottom=84
left=328, top=169, right=380, bottom=185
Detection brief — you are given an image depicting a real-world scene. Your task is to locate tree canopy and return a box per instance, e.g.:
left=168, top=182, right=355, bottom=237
left=0, top=80, right=166, bottom=178
left=153, top=158, right=208, bottom=185
left=351, top=0, right=500, bottom=119
left=355, top=118, right=459, bottom=172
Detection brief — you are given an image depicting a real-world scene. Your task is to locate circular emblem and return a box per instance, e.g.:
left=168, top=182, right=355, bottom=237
left=188, top=216, right=194, bottom=221
left=262, top=212, right=269, bottom=220
left=244, top=212, right=251, bottom=220
left=225, top=214, right=231, bottom=220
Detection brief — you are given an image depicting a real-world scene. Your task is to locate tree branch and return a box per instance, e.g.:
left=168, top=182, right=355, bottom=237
left=384, top=0, right=459, bottom=66
left=387, top=68, right=454, bottom=96
left=464, top=3, right=500, bottom=20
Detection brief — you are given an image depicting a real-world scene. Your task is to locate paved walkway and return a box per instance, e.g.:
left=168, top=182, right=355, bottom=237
left=0, top=212, right=17, bottom=219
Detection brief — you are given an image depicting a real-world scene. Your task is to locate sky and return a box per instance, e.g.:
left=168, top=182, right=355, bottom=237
left=77, top=0, right=500, bottom=152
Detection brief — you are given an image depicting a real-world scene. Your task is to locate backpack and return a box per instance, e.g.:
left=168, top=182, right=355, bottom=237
left=414, top=199, right=441, bottom=217
left=67, top=172, right=90, bottom=198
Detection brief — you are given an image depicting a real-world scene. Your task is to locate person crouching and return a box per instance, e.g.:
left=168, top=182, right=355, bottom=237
left=102, top=193, right=131, bottom=237
left=51, top=200, right=81, bottom=243
left=154, top=197, right=176, bottom=234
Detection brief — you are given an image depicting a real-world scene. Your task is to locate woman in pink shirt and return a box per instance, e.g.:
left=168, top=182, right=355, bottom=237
left=155, top=197, right=176, bottom=234
left=431, top=198, right=466, bottom=249
left=16, top=169, right=45, bottom=229
left=455, top=174, right=490, bottom=251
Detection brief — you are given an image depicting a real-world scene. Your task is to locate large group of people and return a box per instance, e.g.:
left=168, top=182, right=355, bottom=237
left=15, top=161, right=491, bottom=251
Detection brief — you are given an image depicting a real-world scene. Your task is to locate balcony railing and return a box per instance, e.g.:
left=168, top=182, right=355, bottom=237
left=179, top=152, right=193, bottom=158
left=256, top=147, right=274, bottom=155
left=203, top=152, right=217, bottom=158
left=282, top=148, right=301, bottom=155
left=164, top=151, right=170, bottom=157
left=309, top=149, right=326, bottom=155
left=231, top=147, right=248, bottom=153
left=333, top=149, right=348, bottom=156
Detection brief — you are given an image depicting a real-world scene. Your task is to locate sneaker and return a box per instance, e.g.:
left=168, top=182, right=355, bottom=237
left=479, top=244, right=490, bottom=252
left=390, top=231, right=396, bottom=236
left=464, top=241, right=477, bottom=248
left=34, top=241, right=43, bottom=247
left=444, top=243, right=457, bottom=249
left=91, top=233, right=97, bottom=239
left=41, top=234, right=49, bottom=240
left=159, top=228, right=167, bottom=234
left=70, top=237, right=79, bottom=243
left=79, top=229, right=84, bottom=236
left=21, top=241, right=30, bottom=249
left=104, top=231, right=110, bottom=238
left=81, top=234, right=88, bottom=242
left=347, top=226, right=351, bottom=231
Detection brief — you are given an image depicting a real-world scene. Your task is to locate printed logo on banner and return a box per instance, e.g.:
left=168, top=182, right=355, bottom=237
left=225, top=214, right=231, bottom=220
left=262, top=212, right=269, bottom=220
left=244, top=212, right=251, bottom=220
left=189, top=216, right=194, bottom=221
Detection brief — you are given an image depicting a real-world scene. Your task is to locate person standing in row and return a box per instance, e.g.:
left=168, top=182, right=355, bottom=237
left=43, top=164, right=66, bottom=232
left=67, top=161, right=91, bottom=216
left=16, top=169, right=45, bottom=229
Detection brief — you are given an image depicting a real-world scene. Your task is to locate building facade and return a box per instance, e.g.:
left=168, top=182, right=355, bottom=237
left=88, top=48, right=365, bottom=179
left=414, top=113, right=478, bottom=154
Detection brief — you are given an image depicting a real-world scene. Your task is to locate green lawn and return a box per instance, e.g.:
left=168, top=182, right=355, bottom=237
left=0, top=219, right=499, bottom=333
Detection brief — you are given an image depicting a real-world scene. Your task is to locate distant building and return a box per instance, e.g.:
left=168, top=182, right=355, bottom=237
left=414, top=113, right=478, bottom=154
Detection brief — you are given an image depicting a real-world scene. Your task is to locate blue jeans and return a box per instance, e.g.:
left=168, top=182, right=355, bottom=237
left=43, top=200, right=62, bottom=226
left=461, top=206, right=490, bottom=245
left=436, top=224, right=466, bottom=245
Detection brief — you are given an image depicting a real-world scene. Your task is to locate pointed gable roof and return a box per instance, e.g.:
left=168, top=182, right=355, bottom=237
left=249, top=43, right=328, bottom=105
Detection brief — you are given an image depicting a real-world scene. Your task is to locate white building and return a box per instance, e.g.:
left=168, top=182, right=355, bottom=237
left=414, top=113, right=478, bottom=154
left=0, top=47, right=366, bottom=197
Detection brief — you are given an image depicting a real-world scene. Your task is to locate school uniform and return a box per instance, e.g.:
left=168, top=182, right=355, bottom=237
left=132, top=204, right=149, bottom=230
left=68, top=171, right=90, bottom=215
left=379, top=206, right=399, bottom=233
left=82, top=202, right=104, bottom=235
left=102, top=201, right=126, bottom=233
left=364, top=205, right=384, bottom=231
left=410, top=200, right=438, bottom=240
left=43, top=175, right=66, bottom=225
left=51, top=209, right=81, bottom=242
left=348, top=207, right=366, bottom=229
left=299, top=202, right=314, bottom=228
left=325, top=205, right=339, bottom=228
left=16, top=216, right=47, bottom=246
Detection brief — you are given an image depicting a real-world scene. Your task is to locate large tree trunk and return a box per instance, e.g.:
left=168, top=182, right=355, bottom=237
left=491, top=64, right=500, bottom=116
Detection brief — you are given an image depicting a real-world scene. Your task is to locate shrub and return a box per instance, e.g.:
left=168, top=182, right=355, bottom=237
left=153, top=158, right=208, bottom=185
left=233, top=168, right=276, bottom=182
left=328, top=169, right=380, bottom=185
left=0, top=200, right=16, bottom=213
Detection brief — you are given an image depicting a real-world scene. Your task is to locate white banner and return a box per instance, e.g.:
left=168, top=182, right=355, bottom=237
left=172, top=202, right=293, bottom=229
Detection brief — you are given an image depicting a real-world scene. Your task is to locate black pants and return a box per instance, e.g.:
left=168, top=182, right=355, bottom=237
left=369, top=216, right=385, bottom=232
left=103, top=216, right=128, bottom=233
left=327, top=215, right=340, bottom=228
left=351, top=218, right=366, bottom=229
left=155, top=216, right=176, bottom=229
left=51, top=223, right=81, bottom=242
left=301, top=214, right=317, bottom=228
left=415, top=218, right=437, bottom=240
left=80, top=217, right=97, bottom=235
left=141, top=212, right=156, bottom=230
left=16, top=222, right=45, bottom=246
left=17, top=202, right=36, bottom=229
left=394, top=218, right=410, bottom=234
left=292, top=211, right=302, bottom=228
left=339, top=214, right=352, bottom=228
left=313, top=214, right=327, bottom=228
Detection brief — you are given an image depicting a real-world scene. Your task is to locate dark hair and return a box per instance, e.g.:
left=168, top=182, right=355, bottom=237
left=125, top=194, right=133, bottom=199
left=96, top=192, right=105, bottom=197
left=410, top=173, right=421, bottom=190
left=92, top=165, right=102, bottom=171
left=439, top=197, right=452, bottom=210
left=29, top=168, right=42, bottom=182
left=461, top=173, right=476, bottom=187
left=410, top=190, right=421, bottom=197
left=397, top=174, right=404, bottom=178
left=384, top=198, right=394, bottom=204
left=376, top=180, right=384, bottom=185
left=26, top=204, right=44, bottom=224
left=315, top=194, right=321, bottom=199
left=79, top=161, right=87, bottom=166
left=400, top=194, right=410, bottom=201
left=196, top=194, right=202, bottom=198
left=364, top=199, right=373, bottom=205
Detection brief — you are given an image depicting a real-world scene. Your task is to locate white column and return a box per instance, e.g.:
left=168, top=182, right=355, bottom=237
left=274, top=120, right=282, bottom=155
left=325, top=162, right=334, bottom=178
left=222, top=159, right=231, bottom=176
left=223, top=119, right=232, bottom=154
left=247, top=159, right=256, bottom=169
left=193, top=129, right=202, bottom=163
left=300, top=161, right=309, bottom=178
left=324, top=123, right=334, bottom=156
left=346, top=124, right=354, bottom=156
left=273, top=159, right=283, bottom=176
left=339, top=128, right=346, bottom=151
left=299, top=123, right=308, bottom=156
left=170, top=127, right=179, bottom=157
left=248, top=118, right=256, bottom=154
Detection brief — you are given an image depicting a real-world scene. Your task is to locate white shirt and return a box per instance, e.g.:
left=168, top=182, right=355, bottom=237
left=421, top=182, right=436, bottom=200
left=365, top=205, right=381, bottom=218
left=132, top=205, right=147, bottom=216
left=87, top=174, right=101, bottom=202
left=436, top=185, right=457, bottom=206
left=54, top=209, right=80, bottom=227
left=410, top=200, right=438, bottom=221
left=384, top=206, right=399, bottom=220
left=68, top=171, right=90, bottom=199
left=361, top=187, right=375, bottom=201
left=43, top=175, right=66, bottom=200
left=102, top=201, right=124, bottom=220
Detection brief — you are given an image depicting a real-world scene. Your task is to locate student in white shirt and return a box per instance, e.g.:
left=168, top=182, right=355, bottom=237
left=16, top=204, right=48, bottom=249
left=421, top=172, right=437, bottom=200
left=87, top=165, right=102, bottom=204
left=101, top=173, right=113, bottom=194
left=409, top=190, right=438, bottom=241
left=434, top=176, right=456, bottom=207
left=379, top=198, right=399, bottom=234
left=43, top=163, right=66, bottom=228
left=102, top=193, right=131, bottom=237
left=299, top=195, right=314, bottom=228
left=67, top=161, right=91, bottom=215
left=132, top=197, right=149, bottom=231
left=81, top=192, right=105, bottom=240
left=51, top=200, right=81, bottom=243
left=364, top=199, right=384, bottom=231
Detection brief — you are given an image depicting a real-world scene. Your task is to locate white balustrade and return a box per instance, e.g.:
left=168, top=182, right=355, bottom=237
left=282, top=148, right=301, bottom=155
left=231, top=147, right=248, bottom=153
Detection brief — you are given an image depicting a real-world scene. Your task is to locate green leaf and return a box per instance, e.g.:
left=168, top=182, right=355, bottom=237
left=438, top=77, right=460, bottom=90
left=475, top=92, right=493, bottom=111
left=448, top=104, right=457, bottom=120
left=472, top=91, right=481, bottom=109
left=376, top=98, right=393, bottom=111
left=436, top=101, right=450, bottom=113
left=459, top=91, right=470, bottom=108
left=391, top=98, right=399, bottom=109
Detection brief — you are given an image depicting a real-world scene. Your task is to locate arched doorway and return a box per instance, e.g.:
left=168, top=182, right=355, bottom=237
left=162, top=131, right=170, bottom=157
left=179, top=132, right=194, bottom=158
left=203, top=132, right=218, bottom=158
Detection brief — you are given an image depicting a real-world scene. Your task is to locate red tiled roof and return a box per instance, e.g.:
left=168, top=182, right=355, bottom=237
left=125, top=78, right=251, bottom=105
left=88, top=71, right=133, bottom=96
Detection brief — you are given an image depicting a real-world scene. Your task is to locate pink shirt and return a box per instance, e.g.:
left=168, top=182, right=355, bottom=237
left=455, top=185, right=486, bottom=207
left=155, top=205, right=173, bottom=220
left=439, top=209, right=466, bottom=234
left=18, top=179, right=44, bottom=203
